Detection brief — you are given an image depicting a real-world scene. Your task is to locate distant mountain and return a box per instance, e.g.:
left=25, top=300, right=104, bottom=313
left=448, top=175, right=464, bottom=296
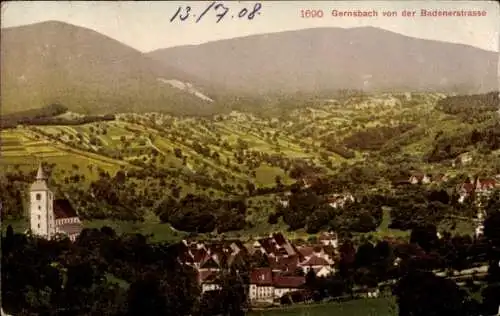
left=148, top=27, right=499, bottom=94
left=1, top=21, right=215, bottom=115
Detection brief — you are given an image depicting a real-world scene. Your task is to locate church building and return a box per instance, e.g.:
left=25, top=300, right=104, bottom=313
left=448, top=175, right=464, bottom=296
left=29, top=163, right=83, bottom=241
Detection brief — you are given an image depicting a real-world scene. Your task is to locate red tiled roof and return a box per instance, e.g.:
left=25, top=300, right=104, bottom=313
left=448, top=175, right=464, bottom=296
left=53, top=199, right=78, bottom=219
left=203, top=273, right=219, bottom=284
left=312, top=245, right=323, bottom=253
left=228, top=252, right=246, bottom=267
left=477, top=179, right=496, bottom=189
left=273, top=276, right=305, bottom=289
left=272, top=233, right=287, bottom=246
left=410, top=173, right=425, bottom=180
left=57, top=222, right=82, bottom=235
left=250, top=268, right=273, bottom=286
left=179, top=252, right=194, bottom=264
left=269, top=255, right=300, bottom=271
left=199, top=270, right=215, bottom=283
left=298, top=246, right=314, bottom=258
left=460, top=183, right=475, bottom=193
left=258, top=237, right=276, bottom=254
left=200, top=256, right=220, bottom=269
left=300, top=255, right=330, bottom=267
left=192, top=248, right=208, bottom=263
left=322, top=245, right=336, bottom=257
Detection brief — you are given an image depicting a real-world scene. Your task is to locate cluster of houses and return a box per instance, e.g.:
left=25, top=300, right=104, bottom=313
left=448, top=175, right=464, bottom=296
left=408, top=172, right=499, bottom=237
left=177, top=232, right=339, bottom=304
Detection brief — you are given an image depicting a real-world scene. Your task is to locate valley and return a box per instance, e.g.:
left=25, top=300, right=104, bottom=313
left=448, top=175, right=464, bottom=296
left=2, top=92, right=499, bottom=241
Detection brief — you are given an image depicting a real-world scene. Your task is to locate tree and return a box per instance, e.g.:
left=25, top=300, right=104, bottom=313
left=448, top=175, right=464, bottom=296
left=410, top=224, right=439, bottom=253
left=482, top=210, right=500, bottom=315
left=395, top=270, right=473, bottom=316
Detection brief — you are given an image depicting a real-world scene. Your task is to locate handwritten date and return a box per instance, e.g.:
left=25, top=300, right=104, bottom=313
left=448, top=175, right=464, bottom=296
left=170, top=2, right=262, bottom=23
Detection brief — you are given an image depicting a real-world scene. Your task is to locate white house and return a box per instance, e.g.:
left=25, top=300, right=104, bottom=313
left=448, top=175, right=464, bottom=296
left=318, top=231, right=339, bottom=248
left=29, top=163, right=82, bottom=241
left=327, top=194, right=355, bottom=209
left=248, top=268, right=305, bottom=303
left=249, top=268, right=275, bottom=303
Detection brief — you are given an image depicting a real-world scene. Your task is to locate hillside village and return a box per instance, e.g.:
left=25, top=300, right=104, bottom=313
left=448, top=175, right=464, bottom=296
left=180, top=232, right=339, bottom=304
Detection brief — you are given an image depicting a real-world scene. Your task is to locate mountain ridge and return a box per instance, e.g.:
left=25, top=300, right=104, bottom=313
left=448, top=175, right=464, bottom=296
left=0, top=20, right=216, bottom=115
left=148, top=26, right=497, bottom=53
left=148, top=26, right=498, bottom=95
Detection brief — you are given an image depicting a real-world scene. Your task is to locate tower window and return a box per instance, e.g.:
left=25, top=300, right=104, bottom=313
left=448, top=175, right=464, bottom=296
left=38, top=206, right=41, bottom=210
left=38, top=215, right=41, bottom=220
left=36, top=193, right=41, bottom=201
left=37, top=223, right=40, bottom=228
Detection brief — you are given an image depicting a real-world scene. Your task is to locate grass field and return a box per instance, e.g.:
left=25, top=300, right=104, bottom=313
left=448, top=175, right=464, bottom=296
left=248, top=297, right=397, bottom=316
left=1, top=218, right=185, bottom=243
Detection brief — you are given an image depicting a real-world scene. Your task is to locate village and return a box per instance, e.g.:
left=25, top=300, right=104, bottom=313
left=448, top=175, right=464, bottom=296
left=24, top=163, right=500, bottom=307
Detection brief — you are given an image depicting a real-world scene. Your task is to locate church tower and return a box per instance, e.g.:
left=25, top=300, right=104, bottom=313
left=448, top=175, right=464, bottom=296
left=29, top=163, right=56, bottom=239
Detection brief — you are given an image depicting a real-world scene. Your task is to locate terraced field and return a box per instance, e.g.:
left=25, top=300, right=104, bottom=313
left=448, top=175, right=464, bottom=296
left=2, top=92, right=497, bottom=239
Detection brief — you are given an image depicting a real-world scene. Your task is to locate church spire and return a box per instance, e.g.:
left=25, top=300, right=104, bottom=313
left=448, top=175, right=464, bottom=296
left=36, top=162, right=46, bottom=181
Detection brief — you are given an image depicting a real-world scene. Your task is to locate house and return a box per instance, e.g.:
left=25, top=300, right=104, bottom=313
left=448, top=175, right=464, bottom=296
left=29, top=163, right=82, bottom=241
left=475, top=222, right=484, bottom=238
left=200, top=271, right=221, bottom=293
left=268, top=255, right=300, bottom=273
left=278, top=198, right=289, bottom=208
left=453, top=153, right=472, bottom=167
left=299, top=254, right=334, bottom=276
left=327, top=194, right=355, bottom=208
left=409, top=173, right=431, bottom=185
left=476, top=178, right=497, bottom=194
left=249, top=268, right=275, bottom=303
left=299, top=175, right=320, bottom=189
left=318, top=231, right=339, bottom=248
left=248, top=268, right=306, bottom=303
left=311, top=266, right=332, bottom=278
left=457, top=181, right=475, bottom=203
left=252, top=233, right=296, bottom=258
left=457, top=177, right=497, bottom=204
left=273, top=276, right=306, bottom=300
left=433, top=173, right=449, bottom=183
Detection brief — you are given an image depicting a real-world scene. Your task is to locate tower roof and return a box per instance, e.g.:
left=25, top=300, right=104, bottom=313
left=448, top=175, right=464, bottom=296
left=31, top=163, right=49, bottom=191
left=36, top=163, right=46, bottom=181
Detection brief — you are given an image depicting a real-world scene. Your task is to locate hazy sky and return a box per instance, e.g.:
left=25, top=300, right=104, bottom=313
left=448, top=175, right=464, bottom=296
left=2, top=1, right=499, bottom=52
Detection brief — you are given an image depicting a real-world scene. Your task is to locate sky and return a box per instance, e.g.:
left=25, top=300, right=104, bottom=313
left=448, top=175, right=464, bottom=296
left=1, top=1, right=499, bottom=52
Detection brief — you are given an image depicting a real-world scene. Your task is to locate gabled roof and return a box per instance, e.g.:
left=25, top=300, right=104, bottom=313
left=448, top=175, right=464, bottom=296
left=322, top=245, right=337, bottom=257
left=300, top=255, right=331, bottom=267
left=203, top=272, right=219, bottom=284
left=179, top=251, right=195, bottom=264
left=199, top=270, right=215, bottom=283
left=250, top=268, right=273, bottom=286
left=57, top=222, right=82, bottom=235
left=200, top=256, right=220, bottom=269
left=228, top=252, right=247, bottom=267
left=258, top=237, right=276, bottom=254
left=192, top=248, right=208, bottom=263
left=269, top=255, right=299, bottom=271
left=272, top=233, right=287, bottom=246
left=53, top=199, right=78, bottom=219
left=477, top=179, right=496, bottom=189
left=273, top=276, right=305, bottom=289
left=298, top=246, right=314, bottom=258
left=459, top=183, right=475, bottom=194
